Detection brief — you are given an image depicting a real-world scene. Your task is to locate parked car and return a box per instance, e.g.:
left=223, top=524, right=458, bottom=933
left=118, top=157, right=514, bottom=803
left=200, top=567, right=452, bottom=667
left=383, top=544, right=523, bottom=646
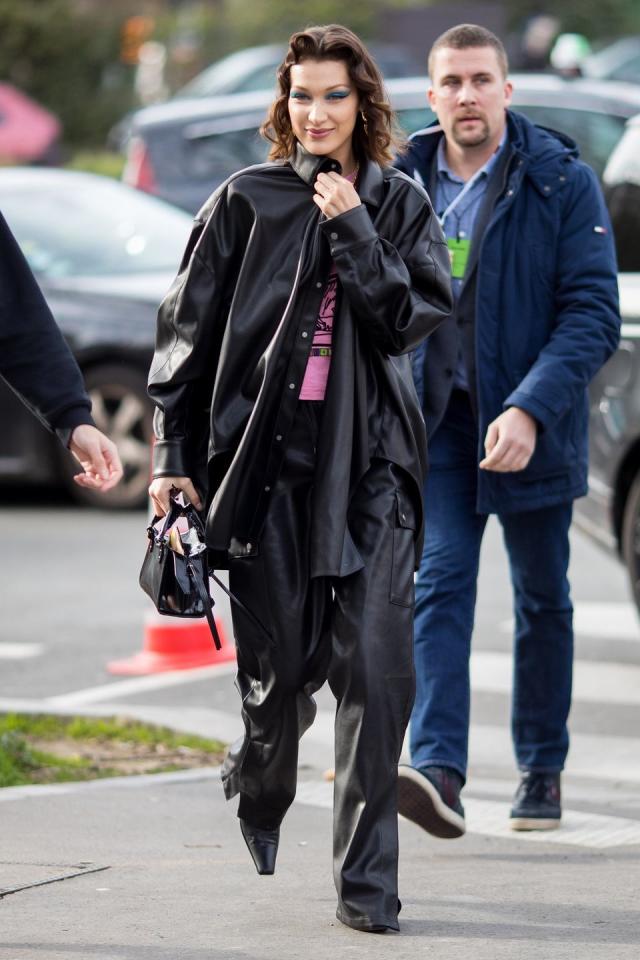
left=573, top=116, right=640, bottom=610
left=174, top=42, right=423, bottom=99
left=123, top=74, right=640, bottom=213
left=0, top=168, right=192, bottom=508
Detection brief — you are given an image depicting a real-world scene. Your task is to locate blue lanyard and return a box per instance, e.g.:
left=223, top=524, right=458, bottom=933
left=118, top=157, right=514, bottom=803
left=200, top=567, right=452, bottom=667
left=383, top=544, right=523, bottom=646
left=438, top=167, right=486, bottom=229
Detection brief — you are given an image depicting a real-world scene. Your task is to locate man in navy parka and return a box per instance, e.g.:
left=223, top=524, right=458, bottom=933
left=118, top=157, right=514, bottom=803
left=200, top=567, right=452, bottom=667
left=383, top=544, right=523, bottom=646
left=395, top=24, right=620, bottom=838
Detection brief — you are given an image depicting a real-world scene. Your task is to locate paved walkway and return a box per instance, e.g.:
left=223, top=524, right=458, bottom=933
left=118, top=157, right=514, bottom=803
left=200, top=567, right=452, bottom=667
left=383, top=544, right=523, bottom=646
left=1, top=690, right=640, bottom=960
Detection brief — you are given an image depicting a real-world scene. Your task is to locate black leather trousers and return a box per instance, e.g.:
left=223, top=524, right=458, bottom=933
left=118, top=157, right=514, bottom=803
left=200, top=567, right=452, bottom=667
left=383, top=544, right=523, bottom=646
left=221, top=402, right=416, bottom=931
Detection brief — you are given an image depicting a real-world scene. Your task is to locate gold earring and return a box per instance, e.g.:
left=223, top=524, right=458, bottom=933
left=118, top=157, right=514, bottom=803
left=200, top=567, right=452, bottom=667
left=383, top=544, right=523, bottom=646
left=360, top=109, right=369, bottom=134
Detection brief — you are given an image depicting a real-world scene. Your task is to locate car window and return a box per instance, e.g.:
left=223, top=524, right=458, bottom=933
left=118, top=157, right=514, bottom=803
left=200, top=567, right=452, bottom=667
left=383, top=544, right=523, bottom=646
left=185, top=127, right=269, bottom=180
left=0, top=179, right=191, bottom=278
left=235, top=64, right=278, bottom=93
left=609, top=56, right=640, bottom=84
left=396, top=106, right=437, bottom=136
left=515, top=105, right=626, bottom=177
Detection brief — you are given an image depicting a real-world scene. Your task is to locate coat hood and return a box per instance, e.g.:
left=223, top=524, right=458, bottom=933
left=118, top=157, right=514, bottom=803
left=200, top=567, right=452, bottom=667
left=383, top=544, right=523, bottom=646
left=405, top=108, right=580, bottom=199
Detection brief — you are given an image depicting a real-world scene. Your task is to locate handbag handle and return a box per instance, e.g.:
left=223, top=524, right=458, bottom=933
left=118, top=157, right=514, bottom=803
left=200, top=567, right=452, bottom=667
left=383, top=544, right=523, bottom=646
left=166, top=490, right=273, bottom=647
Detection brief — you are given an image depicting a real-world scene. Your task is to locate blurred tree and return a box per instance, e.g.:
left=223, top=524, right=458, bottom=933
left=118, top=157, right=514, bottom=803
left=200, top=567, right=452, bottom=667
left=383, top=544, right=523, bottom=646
left=500, top=0, right=639, bottom=39
left=0, top=0, right=134, bottom=148
left=153, top=0, right=379, bottom=92
left=223, top=0, right=376, bottom=45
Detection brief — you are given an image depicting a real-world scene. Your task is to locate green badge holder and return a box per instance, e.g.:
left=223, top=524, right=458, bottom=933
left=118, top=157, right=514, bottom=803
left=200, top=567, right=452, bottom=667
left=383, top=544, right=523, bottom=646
left=447, top=237, right=471, bottom=279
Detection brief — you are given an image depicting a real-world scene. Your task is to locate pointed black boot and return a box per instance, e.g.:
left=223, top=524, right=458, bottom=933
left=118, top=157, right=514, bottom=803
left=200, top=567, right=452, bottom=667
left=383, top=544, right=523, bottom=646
left=239, top=819, right=280, bottom=875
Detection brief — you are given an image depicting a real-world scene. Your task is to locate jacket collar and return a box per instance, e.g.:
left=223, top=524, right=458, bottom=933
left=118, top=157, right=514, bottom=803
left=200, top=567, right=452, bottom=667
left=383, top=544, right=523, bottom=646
left=290, top=142, right=384, bottom=208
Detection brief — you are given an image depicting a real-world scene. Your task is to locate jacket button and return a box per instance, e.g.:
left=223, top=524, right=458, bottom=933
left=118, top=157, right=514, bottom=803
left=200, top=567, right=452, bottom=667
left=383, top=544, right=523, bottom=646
left=264, top=485, right=271, bottom=492
left=301, top=331, right=308, bottom=338
left=316, top=281, right=322, bottom=288
left=289, top=382, right=296, bottom=389
left=507, top=189, right=514, bottom=196
left=330, top=232, right=338, bottom=240
left=276, top=434, right=283, bottom=441
left=246, top=543, right=253, bottom=551
left=543, top=185, right=551, bottom=192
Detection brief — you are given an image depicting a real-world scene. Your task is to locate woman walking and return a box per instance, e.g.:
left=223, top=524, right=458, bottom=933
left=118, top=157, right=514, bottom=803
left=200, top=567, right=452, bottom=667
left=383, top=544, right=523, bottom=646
left=148, top=24, right=451, bottom=933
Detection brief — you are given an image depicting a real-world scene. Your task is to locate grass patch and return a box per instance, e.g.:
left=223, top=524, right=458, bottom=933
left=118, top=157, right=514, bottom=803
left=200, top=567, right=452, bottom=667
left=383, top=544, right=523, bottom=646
left=0, top=714, right=226, bottom=788
left=64, top=150, right=125, bottom=179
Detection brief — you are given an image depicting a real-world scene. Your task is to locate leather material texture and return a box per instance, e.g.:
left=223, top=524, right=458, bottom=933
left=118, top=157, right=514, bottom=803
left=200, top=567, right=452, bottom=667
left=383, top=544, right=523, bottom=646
left=221, top=401, right=416, bottom=930
left=148, top=145, right=452, bottom=572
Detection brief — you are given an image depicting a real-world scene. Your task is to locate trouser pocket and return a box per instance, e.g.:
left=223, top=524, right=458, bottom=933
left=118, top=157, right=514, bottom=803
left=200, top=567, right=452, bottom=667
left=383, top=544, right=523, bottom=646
left=390, top=488, right=416, bottom=607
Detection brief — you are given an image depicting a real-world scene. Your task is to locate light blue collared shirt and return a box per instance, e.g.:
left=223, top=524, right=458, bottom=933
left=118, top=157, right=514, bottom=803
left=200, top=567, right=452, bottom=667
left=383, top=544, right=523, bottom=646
left=435, top=132, right=507, bottom=390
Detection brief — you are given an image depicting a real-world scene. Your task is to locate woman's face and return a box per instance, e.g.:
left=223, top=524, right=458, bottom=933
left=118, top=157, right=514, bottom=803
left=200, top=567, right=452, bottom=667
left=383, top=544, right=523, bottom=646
left=288, top=58, right=359, bottom=172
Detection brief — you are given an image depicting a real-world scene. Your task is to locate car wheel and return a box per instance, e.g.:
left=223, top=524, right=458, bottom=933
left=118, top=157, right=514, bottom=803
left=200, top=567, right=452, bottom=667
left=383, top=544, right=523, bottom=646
left=62, top=364, right=153, bottom=509
left=622, top=471, right=640, bottom=612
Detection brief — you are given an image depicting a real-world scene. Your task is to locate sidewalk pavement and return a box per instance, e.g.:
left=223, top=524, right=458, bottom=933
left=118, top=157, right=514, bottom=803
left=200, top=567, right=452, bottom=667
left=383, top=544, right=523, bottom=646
left=1, top=706, right=639, bottom=960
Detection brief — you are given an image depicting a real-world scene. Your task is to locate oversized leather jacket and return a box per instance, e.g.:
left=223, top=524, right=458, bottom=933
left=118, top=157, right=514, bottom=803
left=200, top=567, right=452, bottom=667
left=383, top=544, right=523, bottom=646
left=149, top=145, right=452, bottom=573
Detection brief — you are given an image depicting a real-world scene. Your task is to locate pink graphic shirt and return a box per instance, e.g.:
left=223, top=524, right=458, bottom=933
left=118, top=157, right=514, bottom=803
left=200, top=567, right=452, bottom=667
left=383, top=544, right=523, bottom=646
left=299, top=267, right=337, bottom=400
left=300, top=169, right=357, bottom=401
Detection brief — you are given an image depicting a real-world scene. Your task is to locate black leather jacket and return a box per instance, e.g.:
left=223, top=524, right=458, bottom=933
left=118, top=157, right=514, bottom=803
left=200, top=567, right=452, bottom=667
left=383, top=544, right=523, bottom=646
left=149, top=146, right=452, bottom=573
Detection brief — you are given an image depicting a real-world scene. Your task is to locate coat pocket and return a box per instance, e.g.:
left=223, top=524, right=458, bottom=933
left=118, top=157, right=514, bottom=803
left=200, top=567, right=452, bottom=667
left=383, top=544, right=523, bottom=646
left=390, top=489, right=416, bottom=607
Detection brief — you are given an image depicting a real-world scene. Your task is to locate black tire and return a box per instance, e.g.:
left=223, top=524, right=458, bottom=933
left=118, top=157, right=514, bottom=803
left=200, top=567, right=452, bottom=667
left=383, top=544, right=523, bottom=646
left=61, top=364, right=153, bottom=509
left=621, top=471, right=640, bottom=613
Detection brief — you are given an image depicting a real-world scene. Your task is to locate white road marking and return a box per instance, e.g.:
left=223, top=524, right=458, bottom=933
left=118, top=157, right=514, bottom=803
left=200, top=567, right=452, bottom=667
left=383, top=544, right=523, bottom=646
left=0, top=643, right=43, bottom=659
left=295, top=781, right=640, bottom=849
left=46, top=660, right=237, bottom=707
left=471, top=650, right=640, bottom=706
left=501, top=600, right=639, bottom=641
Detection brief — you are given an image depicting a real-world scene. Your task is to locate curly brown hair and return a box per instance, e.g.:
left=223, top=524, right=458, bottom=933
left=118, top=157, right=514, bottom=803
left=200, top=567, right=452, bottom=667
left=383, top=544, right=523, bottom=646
left=261, top=24, right=405, bottom=167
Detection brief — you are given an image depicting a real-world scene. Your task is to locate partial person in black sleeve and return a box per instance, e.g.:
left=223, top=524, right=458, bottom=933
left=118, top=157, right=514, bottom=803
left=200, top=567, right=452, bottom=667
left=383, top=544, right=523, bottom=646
left=0, top=210, right=122, bottom=492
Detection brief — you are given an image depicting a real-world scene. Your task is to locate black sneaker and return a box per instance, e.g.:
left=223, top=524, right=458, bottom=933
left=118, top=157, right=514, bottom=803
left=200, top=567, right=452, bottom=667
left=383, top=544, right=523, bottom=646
left=397, top=765, right=466, bottom=839
left=510, top=772, right=561, bottom=831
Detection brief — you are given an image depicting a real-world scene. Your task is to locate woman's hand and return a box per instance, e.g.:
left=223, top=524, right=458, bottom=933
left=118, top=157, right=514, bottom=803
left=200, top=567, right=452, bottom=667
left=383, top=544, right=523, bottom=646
left=313, top=172, right=361, bottom=218
left=148, top=476, right=202, bottom=517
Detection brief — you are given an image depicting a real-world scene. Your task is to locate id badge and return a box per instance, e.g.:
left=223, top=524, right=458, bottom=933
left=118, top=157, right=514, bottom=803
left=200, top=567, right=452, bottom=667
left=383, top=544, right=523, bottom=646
left=447, top=237, right=471, bottom=279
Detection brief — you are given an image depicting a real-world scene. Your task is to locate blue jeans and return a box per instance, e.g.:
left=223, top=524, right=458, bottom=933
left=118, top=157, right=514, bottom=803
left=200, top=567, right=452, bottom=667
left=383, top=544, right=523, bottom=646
left=411, top=391, right=573, bottom=780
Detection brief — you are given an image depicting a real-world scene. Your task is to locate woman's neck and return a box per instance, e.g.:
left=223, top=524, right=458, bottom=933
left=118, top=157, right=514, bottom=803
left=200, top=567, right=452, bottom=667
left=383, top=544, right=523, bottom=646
left=334, top=146, right=357, bottom=178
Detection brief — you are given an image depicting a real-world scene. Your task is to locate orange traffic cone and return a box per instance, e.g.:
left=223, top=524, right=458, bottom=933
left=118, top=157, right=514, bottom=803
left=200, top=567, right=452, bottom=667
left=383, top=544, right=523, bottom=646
left=107, top=606, right=236, bottom=675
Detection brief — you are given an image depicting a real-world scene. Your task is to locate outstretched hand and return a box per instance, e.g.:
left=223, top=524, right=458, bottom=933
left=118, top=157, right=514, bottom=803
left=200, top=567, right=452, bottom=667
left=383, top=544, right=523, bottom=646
left=480, top=407, right=538, bottom=473
left=69, top=424, right=123, bottom=492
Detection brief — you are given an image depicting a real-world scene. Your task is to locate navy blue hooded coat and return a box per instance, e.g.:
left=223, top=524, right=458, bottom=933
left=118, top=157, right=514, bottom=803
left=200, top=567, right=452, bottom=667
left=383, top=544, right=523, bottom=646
left=395, top=109, right=620, bottom=514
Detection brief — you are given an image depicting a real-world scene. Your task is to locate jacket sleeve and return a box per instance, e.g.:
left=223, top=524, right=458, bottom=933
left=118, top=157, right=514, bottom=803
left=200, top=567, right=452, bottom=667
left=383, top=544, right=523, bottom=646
left=0, top=211, right=94, bottom=443
left=319, top=178, right=452, bottom=356
left=148, top=185, right=242, bottom=478
left=504, top=162, right=620, bottom=429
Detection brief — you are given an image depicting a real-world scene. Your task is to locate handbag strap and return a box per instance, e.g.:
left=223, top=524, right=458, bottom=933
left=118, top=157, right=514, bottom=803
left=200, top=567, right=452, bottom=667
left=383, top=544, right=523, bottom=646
left=186, top=558, right=222, bottom=651
left=209, top=571, right=273, bottom=645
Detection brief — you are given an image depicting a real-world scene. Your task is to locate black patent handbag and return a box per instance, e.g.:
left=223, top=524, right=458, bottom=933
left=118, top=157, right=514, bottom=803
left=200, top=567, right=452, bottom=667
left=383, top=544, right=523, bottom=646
left=139, top=489, right=272, bottom=650
left=139, top=489, right=222, bottom=649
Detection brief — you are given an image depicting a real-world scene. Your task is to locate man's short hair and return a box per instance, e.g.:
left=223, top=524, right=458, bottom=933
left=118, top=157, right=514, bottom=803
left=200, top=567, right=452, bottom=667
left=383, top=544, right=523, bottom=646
left=428, top=23, right=509, bottom=79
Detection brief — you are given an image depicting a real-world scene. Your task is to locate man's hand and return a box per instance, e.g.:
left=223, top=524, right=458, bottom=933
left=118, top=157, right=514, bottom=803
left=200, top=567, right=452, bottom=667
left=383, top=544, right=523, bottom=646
left=313, top=171, right=361, bottom=218
left=69, top=424, right=123, bottom=492
left=479, top=407, right=538, bottom=473
left=148, top=476, right=202, bottom=517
